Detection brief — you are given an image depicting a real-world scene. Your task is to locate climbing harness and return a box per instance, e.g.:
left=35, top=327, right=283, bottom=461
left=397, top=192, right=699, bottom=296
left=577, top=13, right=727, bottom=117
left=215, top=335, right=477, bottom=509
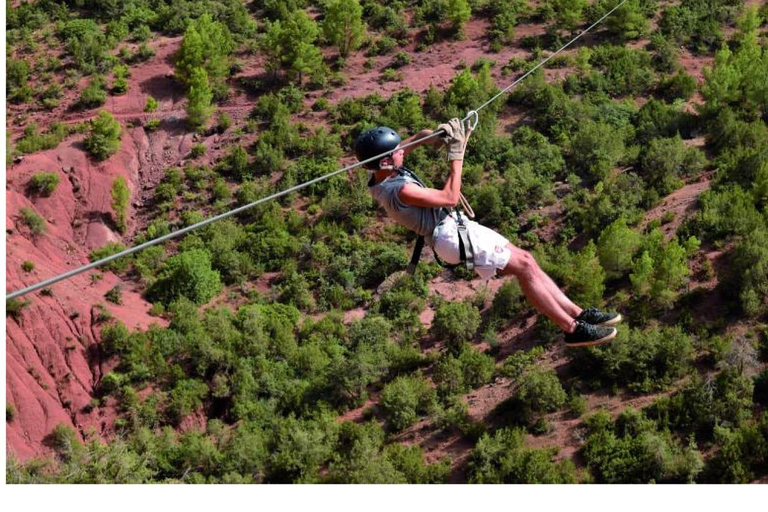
left=5, top=1, right=629, bottom=301
left=396, top=167, right=475, bottom=275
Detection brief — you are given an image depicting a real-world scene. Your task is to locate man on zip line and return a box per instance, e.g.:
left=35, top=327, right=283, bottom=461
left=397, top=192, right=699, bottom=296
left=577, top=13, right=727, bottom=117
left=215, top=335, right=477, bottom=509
left=355, top=119, right=621, bottom=347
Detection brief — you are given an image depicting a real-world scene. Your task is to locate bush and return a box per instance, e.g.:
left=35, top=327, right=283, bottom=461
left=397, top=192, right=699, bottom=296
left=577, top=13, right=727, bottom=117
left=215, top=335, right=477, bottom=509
left=78, top=76, right=107, bottom=108
left=639, top=135, right=706, bottom=195
left=148, top=249, right=222, bottom=305
left=514, top=366, right=567, bottom=418
left=144, top=96, right=158, bottom=113
left=144, top=118, right=161, bottom=132
left=570, top=120, right=626, bottom=180
left=186, top=67, right=213, bottom=129
left=27, top=172, right=61, bottom=197
left=90, top=242, right=131, bottom=273
left=703, top=412, right=768, bottom=483
left=105, top=285, right=122, bottom=305
left=21, top=261, right=35, bottom=272
left=468, top=428, right=578, bottom=483
left=85, top=111, right=122, bottom=160
left=189, top=144, right=206, bottom=158
left=630, top=230, right=698, bottom=309
left=431, top=301, right=481, bottom=355
left=6, top=403, right=17, bottom=423
left=19, top=207, right=46, bottom=236
left=111, top=64, right=129, bottom=95
left=658, top=71, right=697, bottom=101
left=110, top=177, right=130, bottom=234
left=582, top=409, right=704, bottom=483
left=217, top=112, right=231, bottom=133
left=379, top=374, right=436, bottom=431
left=6, top=298, right=31, bottom=320
left=570, top=325, right=694, bottom=393
left=597, top=217, right=642, bottom=279
left=729, top=228, right=768, bottom=317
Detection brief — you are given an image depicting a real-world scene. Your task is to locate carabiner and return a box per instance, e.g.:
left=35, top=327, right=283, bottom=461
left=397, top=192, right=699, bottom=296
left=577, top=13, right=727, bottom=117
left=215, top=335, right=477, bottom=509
left=463, top=110, right=479, bottom=131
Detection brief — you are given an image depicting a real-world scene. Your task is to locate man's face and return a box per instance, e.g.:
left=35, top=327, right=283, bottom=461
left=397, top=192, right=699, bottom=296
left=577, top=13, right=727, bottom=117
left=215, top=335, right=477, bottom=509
left=391, top=147, right=405, bottom=168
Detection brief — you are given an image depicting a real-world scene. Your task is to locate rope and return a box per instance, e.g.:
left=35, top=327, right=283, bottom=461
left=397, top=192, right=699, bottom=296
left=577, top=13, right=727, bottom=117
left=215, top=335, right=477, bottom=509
left=6, top=2, right=627, bottom=301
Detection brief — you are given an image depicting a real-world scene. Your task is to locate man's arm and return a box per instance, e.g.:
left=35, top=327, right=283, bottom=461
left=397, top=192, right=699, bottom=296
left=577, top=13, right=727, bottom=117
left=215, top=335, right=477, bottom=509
left=398, top=159, right=463, bottom=208
left=400, top=129, right=441, bottom=157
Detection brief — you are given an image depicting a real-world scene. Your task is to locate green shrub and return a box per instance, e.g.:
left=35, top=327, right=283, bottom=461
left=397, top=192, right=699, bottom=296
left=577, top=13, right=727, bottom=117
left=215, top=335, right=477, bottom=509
left=148, top=249, right=222, bottom=305
left=630, top=230, right=699, bottom=309
left=167, top=379, right=209, bottom=423
left=85, top=111, right=122, bottom=160
left=186, top=67, right=213, bottom=129
left=217, top=111, right=231, bottom=133
left=569, top=325, right=694, bottom=393
left=27, top=172, right=60, bottom=197
left=19, top=207, right=46, bottom=236
left=90, top=242, right=131, bottom=273
left=144, top=118, right=161, bottom=132
left=21, top=261, right=35, bottom=272
left=105, top=285, right=122, bottom=305
left=489, top=280, right=526, bottom=322
left=639, top=135, right=706, bottom=195
left=431, top=301, right=481, bottom=355
left=570, top=120, right=626, bottom=180
left=659, top=71, right=697, bottom=101
left=500, top=346, right=545, bottom=379
left=514, top=366, right=567, bottom=417
left=6, top=403, right=17, bottom=423
left=6, top=298, right=31, bottom=320
left=582, top=409, right=703, bottom=483
left=729, top=228, right=768, bottom=317
left=468, top=428, right=578, bottom=483
left=704, top=413, right=768, bottom=483
left=379, top=374, right=436, bottom=431
left=597, top=217, right=642, bottom=279
left=16, top=123, right=70, bottom=154
left=111, top=64, right=129, bottom=94
left=78, top=76, right=107, bottom=108
left=647, top=367, right=754, bottom=442
left=110, top=177, right=130, bottom=234
left=144, top=96, right=158, bottom=112
left=458, top=347, right=496, bottom=389
left=323, top=0, right=366, bottom=57
left=189, top=144, right=206, bottom=158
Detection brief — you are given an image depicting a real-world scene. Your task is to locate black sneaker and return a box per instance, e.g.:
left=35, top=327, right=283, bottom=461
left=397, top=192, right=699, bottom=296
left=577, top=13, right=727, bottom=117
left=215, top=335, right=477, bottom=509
left=564, top=321, right=617, bottom=348
left=575, top=307, right=622, bottom=327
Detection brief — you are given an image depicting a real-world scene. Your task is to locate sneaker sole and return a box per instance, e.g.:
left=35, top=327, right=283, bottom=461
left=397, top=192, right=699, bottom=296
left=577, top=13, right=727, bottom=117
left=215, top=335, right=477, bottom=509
left=565, top=327, right=617, bottom=348
left=598, top=313, right=622, bottom=327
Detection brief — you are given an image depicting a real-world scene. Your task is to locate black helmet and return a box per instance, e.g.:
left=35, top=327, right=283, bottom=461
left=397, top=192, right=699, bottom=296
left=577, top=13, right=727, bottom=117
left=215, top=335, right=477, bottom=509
left=354, top=127, right=401, bottom=169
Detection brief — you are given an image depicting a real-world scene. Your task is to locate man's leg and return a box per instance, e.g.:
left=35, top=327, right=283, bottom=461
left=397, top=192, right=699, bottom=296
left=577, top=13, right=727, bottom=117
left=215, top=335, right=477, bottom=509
left=533, top=264, right=582, bottom=319
left=498, top=244, right=576, bottom=333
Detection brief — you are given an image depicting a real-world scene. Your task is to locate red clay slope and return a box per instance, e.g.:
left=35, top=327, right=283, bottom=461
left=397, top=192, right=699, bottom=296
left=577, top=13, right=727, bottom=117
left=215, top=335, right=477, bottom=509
left=5, top=129, right=170, bottom=460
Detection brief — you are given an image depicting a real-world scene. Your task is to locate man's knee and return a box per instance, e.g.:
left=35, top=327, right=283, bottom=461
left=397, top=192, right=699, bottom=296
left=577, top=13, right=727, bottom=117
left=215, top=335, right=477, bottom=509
left=503, top=247, right=537, bottom=278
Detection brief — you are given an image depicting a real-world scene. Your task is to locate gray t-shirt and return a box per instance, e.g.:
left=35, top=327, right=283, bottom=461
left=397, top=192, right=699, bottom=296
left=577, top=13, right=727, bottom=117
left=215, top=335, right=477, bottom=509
left=369, top=172, right=446, bottom=237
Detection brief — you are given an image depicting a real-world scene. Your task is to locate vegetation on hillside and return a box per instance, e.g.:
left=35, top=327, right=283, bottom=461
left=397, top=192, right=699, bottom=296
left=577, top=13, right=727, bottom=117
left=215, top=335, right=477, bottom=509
left=6, top=0, right=768, bottom=484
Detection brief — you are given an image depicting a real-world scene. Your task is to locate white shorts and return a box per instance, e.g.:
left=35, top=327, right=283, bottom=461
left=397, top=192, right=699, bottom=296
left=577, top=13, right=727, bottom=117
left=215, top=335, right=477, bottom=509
left=432, top=213, right=512, bottom=280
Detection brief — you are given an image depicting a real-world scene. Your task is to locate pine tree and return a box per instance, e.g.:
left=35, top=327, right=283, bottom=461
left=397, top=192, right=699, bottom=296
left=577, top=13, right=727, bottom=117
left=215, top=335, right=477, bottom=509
left=597, top=217, right=641, bottom=279
left=283, top=10, right=324, bottom=83
left=186, top=67, right=213, bottom=129
left=447, top=0, right=471, bottom=38
left=175, top=14, right=234, bottom=99
left=111, top=176, right=130, bottom=234
left=263, top=10, right=325, bottom=84
left=323, top=0, right=366, bottom=58
left=85, top=110, right=122, bottom=160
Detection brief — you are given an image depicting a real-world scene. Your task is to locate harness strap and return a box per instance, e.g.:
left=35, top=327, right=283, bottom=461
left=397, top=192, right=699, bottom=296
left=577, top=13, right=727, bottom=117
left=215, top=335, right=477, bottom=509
left=399, top=166, right=475, bottom=273
left=407, top=235, right=425, bottom=275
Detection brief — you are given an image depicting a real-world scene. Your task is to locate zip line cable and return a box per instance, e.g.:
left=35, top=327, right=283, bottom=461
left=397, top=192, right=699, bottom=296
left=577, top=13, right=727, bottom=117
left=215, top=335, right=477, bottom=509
left=6, top=1, right=628, bottom=301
